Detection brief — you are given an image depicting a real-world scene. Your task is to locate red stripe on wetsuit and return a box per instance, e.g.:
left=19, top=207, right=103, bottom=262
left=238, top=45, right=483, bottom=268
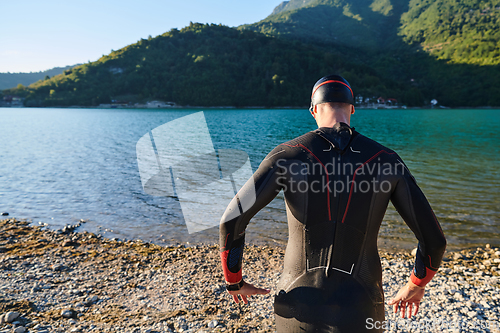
left=220, top=250, right=242, bottom=283
left=410, top=267, right=436, bottom=287
left=281, top=143, right=331, bottom=220
left=220, top=233, right=242, bottom=283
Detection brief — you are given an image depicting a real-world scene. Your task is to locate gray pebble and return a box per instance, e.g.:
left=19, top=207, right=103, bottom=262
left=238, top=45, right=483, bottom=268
left=4, top=311, right=20, bottom=323
left=84, top=295, right=98, bottom=306
left=61, top=309, right=74, bottom=318
left=207, top=320, right=218, bottom=328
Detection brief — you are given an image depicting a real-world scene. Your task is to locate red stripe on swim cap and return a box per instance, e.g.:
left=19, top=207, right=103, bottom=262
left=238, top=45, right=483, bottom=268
left=311, top=80, right=354, bottom=101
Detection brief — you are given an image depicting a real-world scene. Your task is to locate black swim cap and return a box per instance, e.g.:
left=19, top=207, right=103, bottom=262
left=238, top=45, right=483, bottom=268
left=310, top=75, right=354, bottom=109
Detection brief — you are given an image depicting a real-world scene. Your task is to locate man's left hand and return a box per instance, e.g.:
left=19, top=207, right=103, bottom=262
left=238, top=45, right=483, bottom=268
left=388, top=280, right=425, bottom=318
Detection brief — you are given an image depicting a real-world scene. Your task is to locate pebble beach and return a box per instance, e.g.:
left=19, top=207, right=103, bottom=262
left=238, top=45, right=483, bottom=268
left=1, top=218, right=499, bottom=333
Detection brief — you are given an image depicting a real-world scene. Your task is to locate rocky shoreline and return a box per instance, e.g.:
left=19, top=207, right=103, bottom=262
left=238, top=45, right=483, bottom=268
left=1, top=218, right=499, bottom=333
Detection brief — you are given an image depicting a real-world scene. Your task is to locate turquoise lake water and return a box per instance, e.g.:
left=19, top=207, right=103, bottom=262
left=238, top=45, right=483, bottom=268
left=1, top=107, right=499, bottom=250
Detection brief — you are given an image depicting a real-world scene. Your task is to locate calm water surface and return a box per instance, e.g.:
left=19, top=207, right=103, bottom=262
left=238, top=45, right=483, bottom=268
left=1, top=107, right=498, bottom=250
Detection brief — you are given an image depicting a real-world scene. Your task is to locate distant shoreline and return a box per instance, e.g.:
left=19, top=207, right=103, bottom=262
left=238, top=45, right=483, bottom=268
left=1, top=105, right=499, bottom=110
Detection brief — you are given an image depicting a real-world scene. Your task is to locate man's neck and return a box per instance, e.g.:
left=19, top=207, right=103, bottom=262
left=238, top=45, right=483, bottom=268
left=316, top=115, right=350, bottom=128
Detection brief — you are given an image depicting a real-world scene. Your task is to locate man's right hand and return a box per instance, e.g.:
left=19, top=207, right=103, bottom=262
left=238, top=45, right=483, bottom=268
left=388, top=280, right=425, bottom=318
left=227, top=281, right=270, bottom=304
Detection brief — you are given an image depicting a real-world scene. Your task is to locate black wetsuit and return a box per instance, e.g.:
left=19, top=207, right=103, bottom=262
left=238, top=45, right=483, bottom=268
left=220, top=123, right=446, bottom=333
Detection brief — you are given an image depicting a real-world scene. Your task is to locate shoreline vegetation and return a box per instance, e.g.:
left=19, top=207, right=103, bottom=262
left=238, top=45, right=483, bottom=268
left=1, top=218, right=499, bottom=332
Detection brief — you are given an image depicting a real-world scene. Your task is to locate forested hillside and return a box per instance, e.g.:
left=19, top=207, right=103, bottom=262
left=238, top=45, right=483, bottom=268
left=242, top=0, right=407, bottom=50
left=271, top=0, right=317, bottom=15
left=399, top=0, right=500, bottom=65
left=246, top=0, right=500, bottom=65
left=3, top=0, right=500, bottom=107
left=7, top=24, right=398, bottom=107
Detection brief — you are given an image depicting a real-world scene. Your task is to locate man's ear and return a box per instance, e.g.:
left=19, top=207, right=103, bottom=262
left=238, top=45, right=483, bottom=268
left=310, top=105, right=316, bottom=118
left=351, top=105, right=355, bottom=115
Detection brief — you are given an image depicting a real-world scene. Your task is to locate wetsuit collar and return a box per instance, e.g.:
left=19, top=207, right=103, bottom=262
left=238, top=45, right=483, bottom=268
left=313, top=122, right=353, bottom=152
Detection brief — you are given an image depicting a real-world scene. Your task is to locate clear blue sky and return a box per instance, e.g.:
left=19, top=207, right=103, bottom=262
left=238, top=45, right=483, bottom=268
left=0, top=0, right=282, bottom=73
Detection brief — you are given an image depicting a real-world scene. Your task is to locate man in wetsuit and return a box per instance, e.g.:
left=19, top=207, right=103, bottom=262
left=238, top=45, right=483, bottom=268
left=219, top=75, right=447, bottom=332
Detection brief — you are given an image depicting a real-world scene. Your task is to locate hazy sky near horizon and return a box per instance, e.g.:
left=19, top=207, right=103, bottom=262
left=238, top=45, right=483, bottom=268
left=0, top=0, right=282, bottom=73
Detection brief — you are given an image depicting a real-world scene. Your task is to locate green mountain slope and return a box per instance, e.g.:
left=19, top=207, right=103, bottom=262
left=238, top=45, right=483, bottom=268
left=10, top=23, right=397, bottom=107
left=242, top=0, right=409, bottom=50
left=4, top=0, right=500, bottom=108
left=399, top=0, right=500, bottom=65
left=271, top=0, right=316, bottom=15
left=245, top=0, right=500, bottom=65
left=0, top=65, right=77, bottom=90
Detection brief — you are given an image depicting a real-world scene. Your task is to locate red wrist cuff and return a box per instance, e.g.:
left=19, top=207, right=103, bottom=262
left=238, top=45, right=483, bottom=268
left=220, top=250, right=242, bottom=284
left=410, top=267, right=436, bottom=287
